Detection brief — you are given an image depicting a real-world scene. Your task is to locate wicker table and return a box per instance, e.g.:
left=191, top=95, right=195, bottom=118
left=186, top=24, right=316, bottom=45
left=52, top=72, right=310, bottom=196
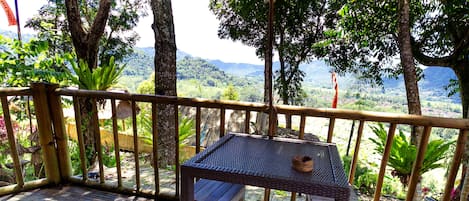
left=181, top=133, right=350, bottom=201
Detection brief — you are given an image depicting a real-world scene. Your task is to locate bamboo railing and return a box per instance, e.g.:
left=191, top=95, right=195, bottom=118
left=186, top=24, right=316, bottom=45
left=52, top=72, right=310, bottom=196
left=1, top=83, right=469, bottom=201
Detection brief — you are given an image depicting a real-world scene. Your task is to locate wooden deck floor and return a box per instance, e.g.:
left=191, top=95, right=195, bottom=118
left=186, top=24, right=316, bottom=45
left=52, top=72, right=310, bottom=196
left=0, top=185, right=153, bottom=201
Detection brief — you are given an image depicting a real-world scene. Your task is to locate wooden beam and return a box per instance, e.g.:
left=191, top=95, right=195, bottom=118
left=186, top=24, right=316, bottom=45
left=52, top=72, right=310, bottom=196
left=1, top=97, right=24, bottom=187
left=349, top=120, right=365, bottom=184
left=442, top=129, right=467, bottom=201
left=110, top=99, right=122, bottom=188
left=72, top=97, right=88, bottom=181
left=406, top=126, right=432, bottom=201
left=374, top=123, right=397, bottom=201
left=31, top=83, right=61, bottom=185
left=196, top=107, right=201, bottom=153
left=46, top=84, right=72, bottom=181
left=131, top=100, right=140, bottom=191
left=327, top=118, right=336, bottom=143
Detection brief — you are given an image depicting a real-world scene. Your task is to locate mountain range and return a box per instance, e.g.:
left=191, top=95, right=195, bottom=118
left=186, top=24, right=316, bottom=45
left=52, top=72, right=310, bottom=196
left=123, top=47, right=459, bottom=102
left=0, top=29, right=459, bottom=103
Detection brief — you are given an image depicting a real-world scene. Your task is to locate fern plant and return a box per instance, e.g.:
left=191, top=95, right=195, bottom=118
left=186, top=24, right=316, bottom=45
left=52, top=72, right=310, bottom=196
left=137, top=106, right=195, bottom=146
left=69, top=56, right=124, bottom=90
left=369, top=123, right=454, bottom=186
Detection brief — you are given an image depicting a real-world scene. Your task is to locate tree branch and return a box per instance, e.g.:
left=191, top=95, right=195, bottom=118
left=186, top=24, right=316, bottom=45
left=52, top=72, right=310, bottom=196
left=89, top=0, right=111, bottom=45
left=411, top=37, right=452, bottom=68
left=64, top=0, right=86, bottom=49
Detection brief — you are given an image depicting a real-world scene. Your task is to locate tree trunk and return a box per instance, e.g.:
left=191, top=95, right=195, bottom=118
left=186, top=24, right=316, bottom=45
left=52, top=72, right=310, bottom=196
left=397, top=0, right=422, bottom=144
left=257, top=0, right=275, bottom=136
left=151, top=0, right=177, bottom=167
left=277, top=30, right=292, bottom=129
left=454, top=63, right=469, bottom=119
left=64, top=0, right=111, bottom=69
left=398, top=1, right=423, bottom=200
left=64, top=0, right=111, bottom=169
left=453, top=62, right=469, bottom=201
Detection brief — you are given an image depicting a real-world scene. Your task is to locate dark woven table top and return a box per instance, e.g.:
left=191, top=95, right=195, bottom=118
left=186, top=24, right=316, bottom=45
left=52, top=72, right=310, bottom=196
left=182, top=133, right=350, bottom=201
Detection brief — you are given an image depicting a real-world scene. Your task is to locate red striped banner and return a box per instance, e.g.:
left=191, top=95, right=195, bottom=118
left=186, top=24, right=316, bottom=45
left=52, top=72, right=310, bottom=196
left=0, top=0, right=17, bottom=26
left=331, top=72, right=338, bottom=108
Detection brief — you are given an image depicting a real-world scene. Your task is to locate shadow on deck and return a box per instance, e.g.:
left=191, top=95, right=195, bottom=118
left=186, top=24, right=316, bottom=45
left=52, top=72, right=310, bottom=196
left=0, top=185, right=153, bottom=201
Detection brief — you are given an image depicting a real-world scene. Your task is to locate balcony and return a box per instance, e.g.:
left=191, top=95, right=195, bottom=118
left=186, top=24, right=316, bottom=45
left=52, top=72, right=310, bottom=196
left=0, top=83, right=467, bottom=201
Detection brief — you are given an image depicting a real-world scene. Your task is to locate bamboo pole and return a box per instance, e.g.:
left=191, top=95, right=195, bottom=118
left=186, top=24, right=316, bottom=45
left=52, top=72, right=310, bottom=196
left=31, top=83, right=60, bottom=185
left=299, top=115, right=306, bottom=139
left=196, top=107, right=201, bottom=153
left=290, top=192, right=296, bottom=201
left=0, top=178, right=48, bottom=197
left=373, top=123, right=397, bottom=201
left=290, top=116, right=306, bottom=201
left=349, top=120, right=365, bottom=184
left=46, top=84, right=72, bottom=181
left=442, top=129, right=467, bottom=201
left=56, top=88, right=267, bottom=112
left=110, top=99, right=122, bottom=188
left=1, top=97, right=24, bottom=187
left=220, top=108, right=225, bottom=137
left=264, top=188, right=271, bottom=201
left=152, top=102, right=160, bottom=196
left=55, top=88, right=469, bottom=130
left=245, top=110, right=250, bottom=134
left=175, top=104, right=180, bottom=197
left=406, top=126, right=432, bottom=201
left=327, top=118, right=336, bottom=143
left=68, top=176, right=178, bottom=201
left=91, top=99, right=105, bottom=184
left=0, top=87, right=31, bottom=96
left=131, top=100, right=140, bottom=191
left=72, top=97, right=87, bottom=181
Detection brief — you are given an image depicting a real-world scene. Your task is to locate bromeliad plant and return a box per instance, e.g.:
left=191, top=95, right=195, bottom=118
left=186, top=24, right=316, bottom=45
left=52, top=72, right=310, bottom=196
left=68, top=56, right=124, bottom=90
left=370, top=123, right=454, bottom=186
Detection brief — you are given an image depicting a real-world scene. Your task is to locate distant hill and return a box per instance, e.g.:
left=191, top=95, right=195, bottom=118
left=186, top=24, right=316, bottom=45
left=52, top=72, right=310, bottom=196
left=209, top=60, right=266, bottom=76
left=210, top=59, right=353, bottom=88
left=383, top=66, right=459, bottom=102
left=177, top=56, right=259, bottom=87
left=122, top=47, right=193, bottom=78
left=0, top=31, right=460, bottom=103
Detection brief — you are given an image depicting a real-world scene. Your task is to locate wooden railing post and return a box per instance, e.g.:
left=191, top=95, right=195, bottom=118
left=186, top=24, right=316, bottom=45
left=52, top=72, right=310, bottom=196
left=349, top=120, right=365, bottom=184
left=327, top=118, right=336, bottom=143
left=442, top=129, right=467, bottom=201
left=46, top=84, right=72, bottom=182
left=373, top=123, right=397, bottom=201
left=31, top=83, right=61, bottom=184
left=406, top=126, right=432, bottom=201
left=1, top=97, right=24, bottom=187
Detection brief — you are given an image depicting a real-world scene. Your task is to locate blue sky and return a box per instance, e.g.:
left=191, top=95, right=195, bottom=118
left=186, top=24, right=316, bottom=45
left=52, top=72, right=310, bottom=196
left=0, top=0, right=265, bottom=64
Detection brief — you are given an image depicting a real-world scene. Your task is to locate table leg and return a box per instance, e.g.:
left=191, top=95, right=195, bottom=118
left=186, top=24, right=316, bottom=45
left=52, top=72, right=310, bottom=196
left=181, top=169, right=194, bottom=201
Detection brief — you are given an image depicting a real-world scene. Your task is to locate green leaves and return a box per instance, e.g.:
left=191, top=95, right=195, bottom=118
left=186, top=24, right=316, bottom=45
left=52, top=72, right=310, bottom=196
left=0, top=35, right=71, bottom=87
left=369, top=123, right=454, bottom=185
left=25, top=0, right=148, bottom=65
left=68, top=56, right=125, bottom=90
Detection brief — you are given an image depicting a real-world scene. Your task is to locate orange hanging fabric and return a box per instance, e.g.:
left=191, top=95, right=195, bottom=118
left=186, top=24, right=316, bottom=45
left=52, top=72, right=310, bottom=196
left=0, top=0, right=16, bottom=26
left=331, top=72, right=338, bottom=108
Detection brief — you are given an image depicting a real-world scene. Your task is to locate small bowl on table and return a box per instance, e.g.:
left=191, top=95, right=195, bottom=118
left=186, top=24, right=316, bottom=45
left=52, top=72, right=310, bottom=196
left=292, top=155, right=313, bottom=173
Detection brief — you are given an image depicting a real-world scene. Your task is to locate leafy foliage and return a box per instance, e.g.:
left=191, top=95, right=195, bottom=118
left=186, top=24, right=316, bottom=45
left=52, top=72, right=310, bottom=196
left=68, top=56, right=124, bottom=90
left=137, top=105, right=195, bottom=145
left=177, top=56, right=257, bottom=87
left=369, top=123, right=454, bottom=186
left=25, top=0, right=148, bottom=65
left=136, top=56, right=261, bottom=100
left=0, top=35, right=71, bottom=87
left=209, top=0, right=344, bottom=105
left=221, top=84, right=240, bottom=101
